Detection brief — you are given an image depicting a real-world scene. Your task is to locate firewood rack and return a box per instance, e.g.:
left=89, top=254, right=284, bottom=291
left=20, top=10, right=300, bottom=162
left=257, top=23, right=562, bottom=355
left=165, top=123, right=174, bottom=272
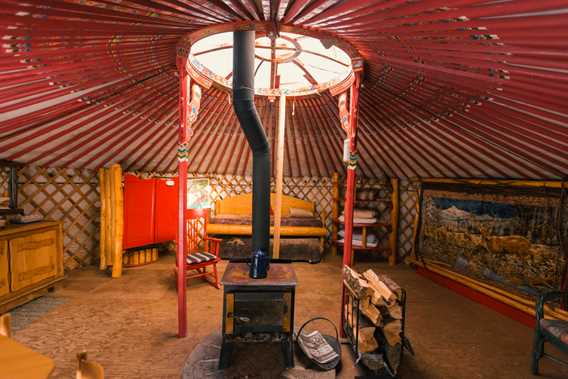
left=343, top=280, right=362, bottom=358
left=342, top=280, right=411, bottom=378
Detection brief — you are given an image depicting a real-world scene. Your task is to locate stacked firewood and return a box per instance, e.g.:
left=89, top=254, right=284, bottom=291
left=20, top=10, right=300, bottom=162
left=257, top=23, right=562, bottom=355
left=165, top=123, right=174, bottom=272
left=343, top=266, right=405, bottom=374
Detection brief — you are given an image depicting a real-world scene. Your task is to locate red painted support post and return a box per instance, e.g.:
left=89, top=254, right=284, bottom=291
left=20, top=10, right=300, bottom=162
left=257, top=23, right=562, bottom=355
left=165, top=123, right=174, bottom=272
left=342, top=72, right=361, bottom=268
left=339, top=72, right=361, bottom=337
left=176, top=57, right=191, bottom=338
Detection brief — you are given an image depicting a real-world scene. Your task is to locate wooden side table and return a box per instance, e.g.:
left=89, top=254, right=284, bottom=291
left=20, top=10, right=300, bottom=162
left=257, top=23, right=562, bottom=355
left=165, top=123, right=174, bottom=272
left=0, top=335, right=54, bottom=379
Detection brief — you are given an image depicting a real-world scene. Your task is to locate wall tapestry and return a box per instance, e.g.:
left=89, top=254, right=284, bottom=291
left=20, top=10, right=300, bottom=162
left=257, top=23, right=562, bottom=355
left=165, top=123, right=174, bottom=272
left=418, top=183, right=567, bottom=298
left=187, top=178, right=211, bottom=209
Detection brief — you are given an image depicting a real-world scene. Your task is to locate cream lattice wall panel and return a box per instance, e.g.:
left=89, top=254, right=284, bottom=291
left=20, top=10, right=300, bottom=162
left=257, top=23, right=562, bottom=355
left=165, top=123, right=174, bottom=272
left=399, top=180, right=419, bottom=258
left=18, top=166, right=99, bottom=271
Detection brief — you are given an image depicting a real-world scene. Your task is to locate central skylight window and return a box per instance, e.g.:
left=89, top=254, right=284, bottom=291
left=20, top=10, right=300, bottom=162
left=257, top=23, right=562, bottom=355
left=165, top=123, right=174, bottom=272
left=189, top=31, right=353, bottom=97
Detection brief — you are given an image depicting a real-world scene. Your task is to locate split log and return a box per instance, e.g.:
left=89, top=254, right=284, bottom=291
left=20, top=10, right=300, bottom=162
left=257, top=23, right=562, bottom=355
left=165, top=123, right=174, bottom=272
left=386, top=301, right=403, bottom=320
left=343, top=266, right=371, bottom=298
left=363, top=269, right=396, bottom=303
left=360, top=296, right=382, bottom=326
left=383, top=320, right=402, bottom=346
left=345, top=303, right=379, bottom=353
left=345, top=301, right=376, bottom=329
left=358, top=327, right=379, bottom=353
left=378, top=274, right=402, bottom=299
left=360, top=353, right=386, bottom=372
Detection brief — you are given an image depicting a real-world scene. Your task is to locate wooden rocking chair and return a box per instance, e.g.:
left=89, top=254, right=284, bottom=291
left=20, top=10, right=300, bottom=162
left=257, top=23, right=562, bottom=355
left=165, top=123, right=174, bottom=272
left=532, top=290, right=568, bottom=374
left=185, top=208, right=221, bottom=289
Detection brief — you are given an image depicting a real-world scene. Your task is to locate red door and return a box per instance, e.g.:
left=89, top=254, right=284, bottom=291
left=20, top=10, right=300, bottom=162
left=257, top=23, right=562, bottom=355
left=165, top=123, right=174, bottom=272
left=123, top=175, right=156, bottom=249
left=155, top=177, right=178, bottom=243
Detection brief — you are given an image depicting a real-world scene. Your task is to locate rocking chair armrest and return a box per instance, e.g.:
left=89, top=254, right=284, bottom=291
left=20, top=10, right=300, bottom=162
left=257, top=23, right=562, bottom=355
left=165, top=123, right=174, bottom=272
left=536, top=291, right=567, bottom=321
left=204, top=236, right=222, bottom=257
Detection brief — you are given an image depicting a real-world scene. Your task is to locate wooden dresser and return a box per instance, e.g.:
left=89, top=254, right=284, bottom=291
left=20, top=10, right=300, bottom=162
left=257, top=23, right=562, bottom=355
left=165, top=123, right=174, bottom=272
left=0, top=221, right=64, bottom=313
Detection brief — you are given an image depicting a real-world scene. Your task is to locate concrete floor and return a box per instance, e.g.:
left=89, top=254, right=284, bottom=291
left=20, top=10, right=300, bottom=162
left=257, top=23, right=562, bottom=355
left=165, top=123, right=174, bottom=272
left=8, top=253, right=568, bottom=379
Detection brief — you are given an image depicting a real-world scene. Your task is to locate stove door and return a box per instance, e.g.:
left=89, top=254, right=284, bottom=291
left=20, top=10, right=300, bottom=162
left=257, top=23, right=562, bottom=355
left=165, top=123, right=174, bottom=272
left=233, top=291, right=291, bottom=335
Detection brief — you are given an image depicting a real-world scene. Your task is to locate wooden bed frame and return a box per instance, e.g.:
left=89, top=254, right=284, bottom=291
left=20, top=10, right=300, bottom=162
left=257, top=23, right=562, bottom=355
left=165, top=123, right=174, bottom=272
left=207, top=193, right=327, bottom=254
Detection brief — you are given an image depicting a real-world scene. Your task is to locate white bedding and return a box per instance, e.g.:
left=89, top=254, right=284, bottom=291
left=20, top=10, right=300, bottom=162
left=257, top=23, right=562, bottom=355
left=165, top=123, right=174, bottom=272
left=338, top=215, right=377, bottom=224
left=337, top=238, right=379, bottom=248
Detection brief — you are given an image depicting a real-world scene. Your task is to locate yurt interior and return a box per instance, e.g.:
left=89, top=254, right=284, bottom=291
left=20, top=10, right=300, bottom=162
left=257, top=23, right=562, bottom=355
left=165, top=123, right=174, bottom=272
left=1, top=1, right=568, bottom=378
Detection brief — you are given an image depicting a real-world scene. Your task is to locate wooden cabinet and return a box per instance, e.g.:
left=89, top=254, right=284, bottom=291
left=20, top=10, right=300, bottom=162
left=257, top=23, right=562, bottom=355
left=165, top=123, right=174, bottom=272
left=123, top=174, right=178, bottom=250
left=0, top=241, right=8, bottom=298
left=0, top=222, right=64, bottom=313
left=123, top=175, right=156, bottom=249
left=154, top=177, right=178, bottom=243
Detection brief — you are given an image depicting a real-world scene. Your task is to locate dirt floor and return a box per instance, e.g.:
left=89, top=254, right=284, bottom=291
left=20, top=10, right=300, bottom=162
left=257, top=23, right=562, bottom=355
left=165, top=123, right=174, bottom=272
left=8, top=253, right=568, bottom=379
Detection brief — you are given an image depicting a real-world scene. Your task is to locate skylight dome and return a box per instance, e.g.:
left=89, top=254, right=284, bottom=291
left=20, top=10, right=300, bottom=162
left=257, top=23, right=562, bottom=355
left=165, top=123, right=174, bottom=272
left=189, top=31, right=353, bottom=97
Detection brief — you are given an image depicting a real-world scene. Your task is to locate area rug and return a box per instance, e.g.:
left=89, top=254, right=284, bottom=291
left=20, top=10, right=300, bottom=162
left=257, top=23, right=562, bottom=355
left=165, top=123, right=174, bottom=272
left=10, top=295, right=66, bottom=332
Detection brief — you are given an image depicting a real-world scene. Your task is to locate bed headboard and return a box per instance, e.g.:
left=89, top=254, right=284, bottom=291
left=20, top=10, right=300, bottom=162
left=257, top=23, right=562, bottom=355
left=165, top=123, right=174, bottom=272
left=214, top=193, right=315, bottom=216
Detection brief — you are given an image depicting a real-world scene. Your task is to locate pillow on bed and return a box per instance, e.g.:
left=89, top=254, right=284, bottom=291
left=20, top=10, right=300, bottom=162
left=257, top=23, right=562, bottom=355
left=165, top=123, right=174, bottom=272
left=288, top=207, right=314, bottom=218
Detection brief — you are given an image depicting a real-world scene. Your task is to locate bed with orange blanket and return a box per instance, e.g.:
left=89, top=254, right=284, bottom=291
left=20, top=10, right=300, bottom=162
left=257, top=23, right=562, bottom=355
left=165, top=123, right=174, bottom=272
left=208, top=193, right=326, bottom=262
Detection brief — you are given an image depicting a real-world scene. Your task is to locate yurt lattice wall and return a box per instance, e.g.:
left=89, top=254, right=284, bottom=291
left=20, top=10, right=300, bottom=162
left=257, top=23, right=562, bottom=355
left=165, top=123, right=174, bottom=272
left=399, top=180, right=420, bottom=259
left=8, top=164, right=420, bottom=272
left=18, top=166, right=100, bottom=270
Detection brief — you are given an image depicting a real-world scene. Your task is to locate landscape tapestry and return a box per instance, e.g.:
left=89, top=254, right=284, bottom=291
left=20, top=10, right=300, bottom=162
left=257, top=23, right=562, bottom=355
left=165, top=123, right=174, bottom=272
left=418, top=184, right=567, bottom=298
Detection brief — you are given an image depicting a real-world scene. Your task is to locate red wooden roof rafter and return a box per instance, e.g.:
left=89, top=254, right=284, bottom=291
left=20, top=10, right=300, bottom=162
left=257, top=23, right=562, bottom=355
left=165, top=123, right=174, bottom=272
left=0, top=0, right=566, bottom=179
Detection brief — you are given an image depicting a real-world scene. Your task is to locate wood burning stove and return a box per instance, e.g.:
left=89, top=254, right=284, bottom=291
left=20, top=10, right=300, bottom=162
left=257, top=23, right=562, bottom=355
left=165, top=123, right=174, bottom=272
left=219, top=263, right=296, bottom=369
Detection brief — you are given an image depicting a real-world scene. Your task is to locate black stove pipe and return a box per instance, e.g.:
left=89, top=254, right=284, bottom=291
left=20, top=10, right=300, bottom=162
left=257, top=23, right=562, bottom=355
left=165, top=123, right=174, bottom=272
left=232, top=29, right=271, bottom=256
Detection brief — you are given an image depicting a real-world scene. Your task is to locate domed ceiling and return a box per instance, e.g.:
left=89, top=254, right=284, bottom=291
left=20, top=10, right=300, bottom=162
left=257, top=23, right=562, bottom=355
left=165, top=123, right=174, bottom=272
left=1, top=1, right=566, bottom=179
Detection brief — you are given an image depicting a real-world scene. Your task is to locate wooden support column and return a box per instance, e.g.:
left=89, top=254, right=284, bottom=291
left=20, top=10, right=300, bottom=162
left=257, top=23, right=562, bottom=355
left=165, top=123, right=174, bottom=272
left=389, top=177, right=400, bottom=266
left=342, top=72, right=361, bottom=268
left=331, top=172, right=339, bottom=256
left=176, top=57, right=191, bottom=338
left=339, top=72, right=362, bottom=338
left=110, top=164, right=124, bottom=278
left=273, top=95, right=286, bottom=259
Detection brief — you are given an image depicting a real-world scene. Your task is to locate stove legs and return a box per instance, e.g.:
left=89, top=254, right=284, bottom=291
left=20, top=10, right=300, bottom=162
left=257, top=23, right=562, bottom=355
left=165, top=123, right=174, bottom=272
left=282, top=337, right=294, bottom=367
left=218, top=338, right=233, bottom=369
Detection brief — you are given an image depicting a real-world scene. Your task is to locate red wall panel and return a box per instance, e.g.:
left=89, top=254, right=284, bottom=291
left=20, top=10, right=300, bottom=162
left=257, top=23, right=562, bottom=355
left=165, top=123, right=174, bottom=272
left=123, top=174, right=156, bottom=249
